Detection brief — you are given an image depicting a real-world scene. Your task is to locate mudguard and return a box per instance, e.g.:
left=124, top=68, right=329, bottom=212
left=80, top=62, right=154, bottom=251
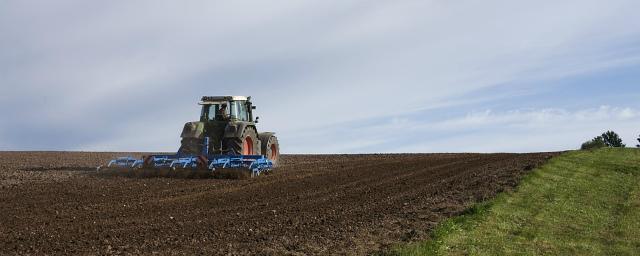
left=258, top=132, right=275, bottom=138
left=223, top=122, right=255, bottom=138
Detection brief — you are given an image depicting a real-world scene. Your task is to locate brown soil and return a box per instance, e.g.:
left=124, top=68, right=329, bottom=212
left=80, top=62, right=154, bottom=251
left=0, top=152, right=557, bottom=255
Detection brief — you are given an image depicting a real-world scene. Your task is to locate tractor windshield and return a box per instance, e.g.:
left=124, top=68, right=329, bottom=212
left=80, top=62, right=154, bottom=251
left=201, top=103, right=229, bottom=121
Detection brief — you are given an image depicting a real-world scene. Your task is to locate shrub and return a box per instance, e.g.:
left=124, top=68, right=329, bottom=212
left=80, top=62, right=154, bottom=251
left=581, top=136, right=606, bottom=150
left=601, top=130, right=625, bottom=148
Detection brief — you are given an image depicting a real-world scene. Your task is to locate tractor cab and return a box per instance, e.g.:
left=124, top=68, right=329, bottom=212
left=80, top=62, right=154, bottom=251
left=199, top=96, right=256, bottom=123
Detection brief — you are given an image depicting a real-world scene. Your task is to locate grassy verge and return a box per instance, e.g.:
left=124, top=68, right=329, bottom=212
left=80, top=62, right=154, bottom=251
left=391, top=148, right=640, bottom=255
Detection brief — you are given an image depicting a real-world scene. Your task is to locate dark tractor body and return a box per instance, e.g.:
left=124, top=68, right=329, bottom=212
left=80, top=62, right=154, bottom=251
left=179, top=96, right=280, bottom=166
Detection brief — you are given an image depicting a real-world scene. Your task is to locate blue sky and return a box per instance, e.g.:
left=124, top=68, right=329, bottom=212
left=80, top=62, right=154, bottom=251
left=1, top=0, right=639, bottom=153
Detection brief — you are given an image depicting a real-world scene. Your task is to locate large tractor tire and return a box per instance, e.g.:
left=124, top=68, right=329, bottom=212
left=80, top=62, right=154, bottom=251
left=178, top=138, right=203, bottom=155
left=223, top=127, right=259, bottom=155
left=259, top=133, right=280, bottom=167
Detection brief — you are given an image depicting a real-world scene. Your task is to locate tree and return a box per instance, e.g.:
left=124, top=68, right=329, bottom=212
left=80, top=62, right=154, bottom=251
left=581, top=136, right=606, bottom=150
left=601, top=130, right=625, bottom=148
left=636, top=134, right=639, bottom=148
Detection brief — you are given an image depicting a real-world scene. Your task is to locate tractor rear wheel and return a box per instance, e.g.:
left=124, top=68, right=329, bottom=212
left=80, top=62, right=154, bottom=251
left=259, top=134, right=279, bottom=167
left=223, top=127, right=259, bottom=155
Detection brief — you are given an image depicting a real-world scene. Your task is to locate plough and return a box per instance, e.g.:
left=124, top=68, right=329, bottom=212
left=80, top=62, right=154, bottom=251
left=97, top=137, right=274, bottom=179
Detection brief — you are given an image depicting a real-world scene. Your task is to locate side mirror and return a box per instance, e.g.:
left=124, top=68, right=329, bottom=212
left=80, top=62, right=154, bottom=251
left=255, top=116, right=260, bottom=123
left=251, top=106, right=256, bottom=110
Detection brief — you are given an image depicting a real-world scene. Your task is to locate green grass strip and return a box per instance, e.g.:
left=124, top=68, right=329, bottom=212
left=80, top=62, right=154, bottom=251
left=391, top=148, right=640, bottom=256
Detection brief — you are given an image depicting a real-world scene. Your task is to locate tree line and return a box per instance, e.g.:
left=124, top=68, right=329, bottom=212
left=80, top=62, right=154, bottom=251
left=581, top=131, right=640, bottom=150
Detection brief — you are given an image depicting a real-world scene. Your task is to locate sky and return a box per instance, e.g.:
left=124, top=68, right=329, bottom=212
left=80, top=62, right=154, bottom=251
left=1, top=0, right=639, bottom=153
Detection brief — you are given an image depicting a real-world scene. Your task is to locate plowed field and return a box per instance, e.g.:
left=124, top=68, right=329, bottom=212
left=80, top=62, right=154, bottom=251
left=0, top=152, right=556, bottom=255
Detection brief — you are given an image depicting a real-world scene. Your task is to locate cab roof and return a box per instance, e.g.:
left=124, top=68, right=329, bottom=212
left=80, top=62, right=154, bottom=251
left=200, top=96, right=249, bottom=104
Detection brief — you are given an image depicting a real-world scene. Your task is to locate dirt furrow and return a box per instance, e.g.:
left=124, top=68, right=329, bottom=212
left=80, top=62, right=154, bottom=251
left=0, top=152, right=557, bottom=255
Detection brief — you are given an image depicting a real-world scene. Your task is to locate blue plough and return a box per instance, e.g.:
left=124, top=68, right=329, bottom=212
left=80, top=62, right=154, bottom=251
left=98, top=137, right=274, bottom=178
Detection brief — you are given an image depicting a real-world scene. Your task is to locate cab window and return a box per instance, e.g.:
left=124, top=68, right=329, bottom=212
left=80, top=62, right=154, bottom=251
left=230, top=101, right=249, bottom=121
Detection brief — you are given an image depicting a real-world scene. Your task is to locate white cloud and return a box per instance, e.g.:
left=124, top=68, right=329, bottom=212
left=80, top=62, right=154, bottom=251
left=431, top=106, right=639, bottom=131
left=371, top=106, right=640, bottom=153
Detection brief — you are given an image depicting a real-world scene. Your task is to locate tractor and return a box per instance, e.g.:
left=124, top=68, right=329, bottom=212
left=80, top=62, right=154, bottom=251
left=97, top=96, right=279, bottom=178
left=179, top=96, right=279, bottom=165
